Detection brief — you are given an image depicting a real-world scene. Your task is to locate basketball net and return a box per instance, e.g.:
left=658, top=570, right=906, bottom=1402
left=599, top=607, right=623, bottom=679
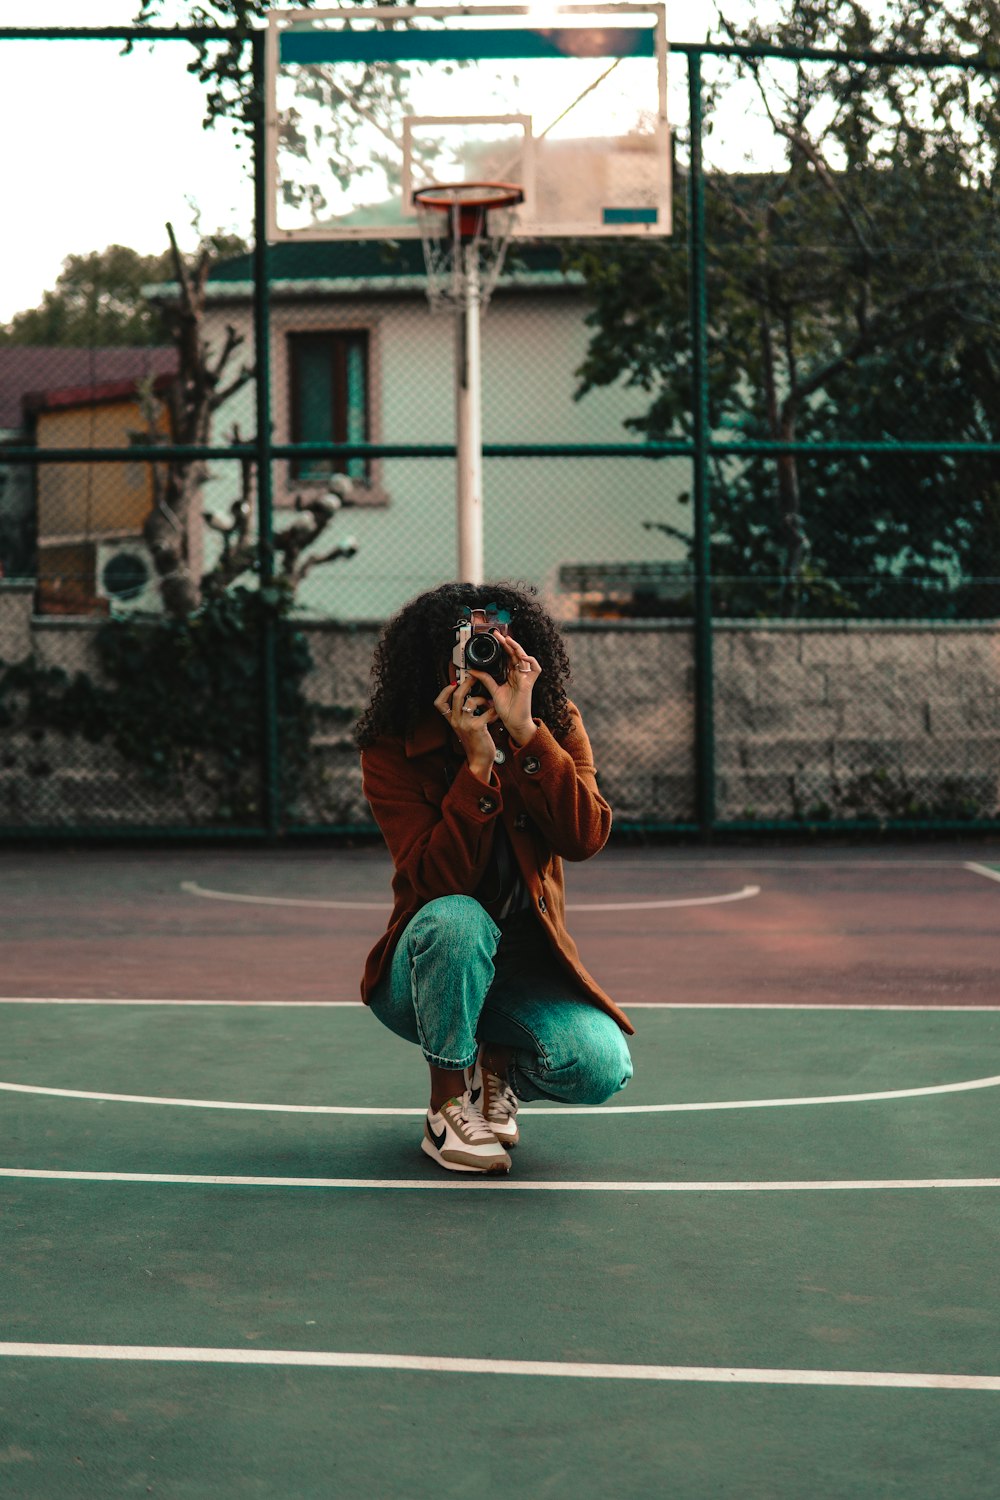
left=413, top=182, right=524, bottom=313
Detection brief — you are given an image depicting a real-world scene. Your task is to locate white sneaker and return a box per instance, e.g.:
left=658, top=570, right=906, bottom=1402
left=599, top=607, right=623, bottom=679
left=468, top=1057, right=520, bottom=1147
left=421, top=1091, right=512, bottom=1174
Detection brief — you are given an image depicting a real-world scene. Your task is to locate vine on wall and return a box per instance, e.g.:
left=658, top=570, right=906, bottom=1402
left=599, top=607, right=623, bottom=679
left=0, top=584, right=315, bottom=824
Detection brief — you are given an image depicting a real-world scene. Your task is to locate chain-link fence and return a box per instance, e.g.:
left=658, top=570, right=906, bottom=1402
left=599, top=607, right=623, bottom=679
left=1, top=22, right=997, bottom=838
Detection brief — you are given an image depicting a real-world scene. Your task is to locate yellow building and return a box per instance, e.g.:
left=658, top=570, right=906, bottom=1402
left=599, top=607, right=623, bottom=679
left=26, top=375, right=175, bottom=615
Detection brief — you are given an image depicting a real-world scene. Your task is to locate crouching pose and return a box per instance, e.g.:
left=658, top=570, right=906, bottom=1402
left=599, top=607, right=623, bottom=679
left=355, top=581, right=634, bottom=1174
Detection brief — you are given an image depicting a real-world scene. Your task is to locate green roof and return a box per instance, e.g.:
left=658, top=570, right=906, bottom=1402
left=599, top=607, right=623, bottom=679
left=209, top=239, right=570, bottom=284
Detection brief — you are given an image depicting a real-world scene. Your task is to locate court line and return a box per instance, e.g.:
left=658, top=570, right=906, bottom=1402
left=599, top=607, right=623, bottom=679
left=4, top=999, right=1000, bottom=1012
left=0, top=998, right=366, bottom=1006
left=2, top=1168, right=999, bottom=1193
left=4, top=1069, right=1000, bottom=1116
left=181, top=881, right=389, bottom=911
left=965, top=861, right=1000, bottom=886
left=179, top=879, right=761, bottom=912
left=1, top=1341, right=998, bottom=1390
left=597, top=858, right=1000, bottom=869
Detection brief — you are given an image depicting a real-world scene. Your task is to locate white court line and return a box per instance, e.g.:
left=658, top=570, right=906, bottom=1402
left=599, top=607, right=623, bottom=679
left=4, top=999, right=1000, bottom=1012
left=966, top=861, right=1000, bottom=886
left=2, top=1168, right=999, bottom=1193
left=1, top=1341, right=998, bottom=1390
left=179, top=879, right=761, bottom=912
left=0, top=998, right=366, bottom=1006
left=600, top=858, right=1000, bottom=869
left=4, top=1069, right=1000, bottom=1116
left=181, top=880, right=389, bottom=911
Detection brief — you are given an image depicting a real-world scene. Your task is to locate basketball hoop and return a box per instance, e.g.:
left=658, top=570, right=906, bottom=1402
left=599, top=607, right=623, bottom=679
left=411, top=181, right=524, bottom=584
left=413, top=181, right=524, bottom=313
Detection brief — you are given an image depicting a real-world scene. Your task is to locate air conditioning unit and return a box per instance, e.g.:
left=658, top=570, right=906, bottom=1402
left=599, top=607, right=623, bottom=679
left=95, top=540, right=163, bottom=615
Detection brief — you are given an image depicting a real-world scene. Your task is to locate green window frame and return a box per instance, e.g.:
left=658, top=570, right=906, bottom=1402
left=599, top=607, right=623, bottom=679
left=288, top=330, right=369, bottom=483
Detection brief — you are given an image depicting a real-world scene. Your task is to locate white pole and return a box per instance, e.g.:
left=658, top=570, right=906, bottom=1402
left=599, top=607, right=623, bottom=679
left=454, top=241, right=484, bottom=584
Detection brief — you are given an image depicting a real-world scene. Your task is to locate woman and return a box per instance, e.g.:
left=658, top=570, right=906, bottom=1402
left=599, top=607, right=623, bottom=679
left=355, top=581, right=634, bottom=1174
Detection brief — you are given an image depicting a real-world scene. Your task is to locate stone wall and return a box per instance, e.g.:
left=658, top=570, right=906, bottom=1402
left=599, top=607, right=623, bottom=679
left=713, top=625, right=1000, bottom=823
left=1, top=583, right=998, bottom=829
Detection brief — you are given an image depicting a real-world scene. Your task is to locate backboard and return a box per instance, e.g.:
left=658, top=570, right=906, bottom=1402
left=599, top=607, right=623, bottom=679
left=265, top=5, right=671, bottom=242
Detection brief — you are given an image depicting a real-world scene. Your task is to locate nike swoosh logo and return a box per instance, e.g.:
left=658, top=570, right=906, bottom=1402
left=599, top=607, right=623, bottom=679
left=428, top=1121, right=447, bottom=1151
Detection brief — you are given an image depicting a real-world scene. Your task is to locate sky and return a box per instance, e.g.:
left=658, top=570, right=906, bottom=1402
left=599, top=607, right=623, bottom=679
left=0, top=0, right=730, bottom=322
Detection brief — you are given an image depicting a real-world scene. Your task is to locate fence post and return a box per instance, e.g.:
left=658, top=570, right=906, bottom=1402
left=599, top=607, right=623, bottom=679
left=687, top=50, right=716, bottom=839
left=252, top=31, right=281, bottom=839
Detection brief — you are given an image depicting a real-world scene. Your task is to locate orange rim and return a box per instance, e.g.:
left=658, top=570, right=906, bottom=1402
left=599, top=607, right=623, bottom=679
left=412, top=181, right=524, bottom=213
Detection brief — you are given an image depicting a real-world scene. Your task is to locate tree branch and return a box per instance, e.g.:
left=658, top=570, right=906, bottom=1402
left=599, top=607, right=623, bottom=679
left=782, top=282, right=983, bottom=423
left=293, top=539, right=359, bottom=584
left=208, top=323, right=244, bottom=384
left=210, top=364, right=255, bottom=414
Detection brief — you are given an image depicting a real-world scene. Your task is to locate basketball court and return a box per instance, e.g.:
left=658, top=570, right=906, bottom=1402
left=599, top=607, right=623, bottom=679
left=3, top=845, right=999, bottom=1497
left=3, top=5, right=999, bottom=1495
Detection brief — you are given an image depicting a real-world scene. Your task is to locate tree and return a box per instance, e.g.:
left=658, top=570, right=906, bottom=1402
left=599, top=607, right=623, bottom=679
left=0, top=245, right=174, bottom=347
left=131, top=0, right=416, bottom=214
left=570, top=0, right=1000, bottom=617
left=133, top=1, right=320, bottom=138
left=0, top=233, right=249, bottom=348
left=138, top=225, right=358, bottom=618
left=134, top=222, right=255, bottom=615
left=132, top=0, right=279, bottom=139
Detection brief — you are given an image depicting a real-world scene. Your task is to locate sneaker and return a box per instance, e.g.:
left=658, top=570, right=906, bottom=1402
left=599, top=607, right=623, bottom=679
left=421, top=1091, right=512, bottom=1174
left=469, top=1056, right=520, bottom=1147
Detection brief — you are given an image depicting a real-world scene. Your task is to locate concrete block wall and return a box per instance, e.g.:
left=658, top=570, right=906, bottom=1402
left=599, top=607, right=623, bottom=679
left=713, top=625, right=1000, bottom=822
left=0, top=581, right=32, bottom=662
left=294, top=620, right=698, bottom=827
left=2, top=582, right=998, bottom=829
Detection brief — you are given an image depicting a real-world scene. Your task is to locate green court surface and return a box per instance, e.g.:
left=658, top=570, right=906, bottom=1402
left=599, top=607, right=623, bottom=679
left=3, top=1002, right=1000, bottom=1498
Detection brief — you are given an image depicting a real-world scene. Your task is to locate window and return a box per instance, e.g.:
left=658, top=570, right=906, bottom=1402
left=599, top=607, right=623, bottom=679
left=288, top=331, right=369, bottom=483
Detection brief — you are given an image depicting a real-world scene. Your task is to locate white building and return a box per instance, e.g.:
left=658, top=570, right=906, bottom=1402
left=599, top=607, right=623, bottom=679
left=197, top=240, right=691, bottom=621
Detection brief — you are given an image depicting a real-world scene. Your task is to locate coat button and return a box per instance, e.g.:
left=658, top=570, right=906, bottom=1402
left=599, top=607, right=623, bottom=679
left=538, top=896, right=547, bottom=913
left=513, top=813, right=528, bottom=831
left=478, top=795, right=496, bottom=814
left=523, top=756, right=541, bottom=775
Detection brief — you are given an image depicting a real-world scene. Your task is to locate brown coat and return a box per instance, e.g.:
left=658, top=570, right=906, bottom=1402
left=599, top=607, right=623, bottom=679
left=360, top=701, right=633, bottom=1035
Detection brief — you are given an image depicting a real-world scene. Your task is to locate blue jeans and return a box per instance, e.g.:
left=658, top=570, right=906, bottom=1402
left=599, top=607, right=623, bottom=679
left=368, top=896, right=633, bottom=1104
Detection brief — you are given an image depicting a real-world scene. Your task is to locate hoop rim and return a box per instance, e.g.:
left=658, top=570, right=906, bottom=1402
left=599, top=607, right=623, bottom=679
left=412, top=180, right=525, bottom=213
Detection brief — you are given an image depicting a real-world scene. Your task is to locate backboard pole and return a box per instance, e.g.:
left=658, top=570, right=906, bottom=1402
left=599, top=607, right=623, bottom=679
left=455, top=242, right=484, bottom=584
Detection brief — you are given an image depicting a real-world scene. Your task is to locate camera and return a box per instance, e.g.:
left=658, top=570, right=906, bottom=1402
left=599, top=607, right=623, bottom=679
left=451, top=608, right=506, bottom=705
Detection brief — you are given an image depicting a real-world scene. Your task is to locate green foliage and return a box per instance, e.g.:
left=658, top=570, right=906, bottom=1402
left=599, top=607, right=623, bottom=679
left=0, top=233, right=249, bottom=348
left=131, top=0, right=298, bottom=140
left=568, top=0, right=1000, bottom=619
left=0, top=586, right=315, bottom=825
left=131, top=0, right=412, bottom=200
left=0, top=245, right=174, bottom=347
left=790, top=764, right=988, bottom=824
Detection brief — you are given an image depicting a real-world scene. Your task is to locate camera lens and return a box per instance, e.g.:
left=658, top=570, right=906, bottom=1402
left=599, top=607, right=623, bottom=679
left=465, top=633, right=503, bottom=672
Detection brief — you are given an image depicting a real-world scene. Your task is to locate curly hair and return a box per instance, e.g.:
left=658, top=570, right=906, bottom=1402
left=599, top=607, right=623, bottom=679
left=354, top=581, right=574, bottom=750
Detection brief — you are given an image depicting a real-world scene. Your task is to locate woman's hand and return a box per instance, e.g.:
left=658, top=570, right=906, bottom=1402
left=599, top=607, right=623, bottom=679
left=433, top=673, right=499, bottom=784
left=467, top=631, right=540, bottom=745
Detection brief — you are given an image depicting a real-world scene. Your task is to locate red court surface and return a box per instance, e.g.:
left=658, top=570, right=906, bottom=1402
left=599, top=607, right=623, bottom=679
left=2, top=845, right=997, bottom=1008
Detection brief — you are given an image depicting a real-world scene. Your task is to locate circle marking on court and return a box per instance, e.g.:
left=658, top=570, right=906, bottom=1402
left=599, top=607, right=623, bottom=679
left=4, top=1069, right=1000, bottom=1115
left=180, top=879, right=762, bottom=912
